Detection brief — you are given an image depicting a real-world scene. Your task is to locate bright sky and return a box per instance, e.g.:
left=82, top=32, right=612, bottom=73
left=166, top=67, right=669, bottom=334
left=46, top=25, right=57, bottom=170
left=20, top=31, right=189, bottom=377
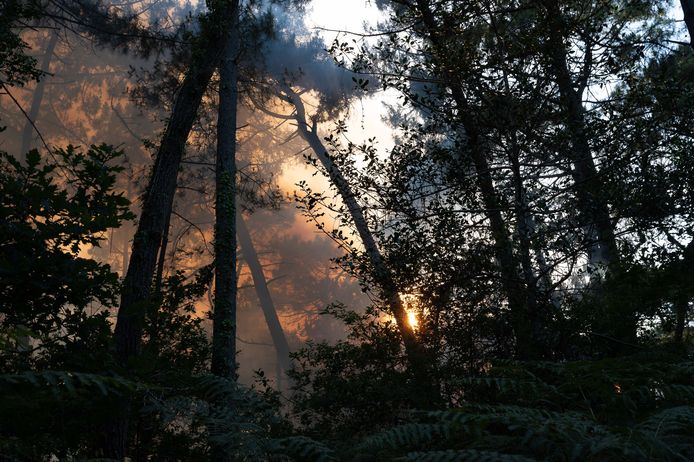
left=305, top=0, right=382, bottom=35
left=305, top=0, right=398, bottom=150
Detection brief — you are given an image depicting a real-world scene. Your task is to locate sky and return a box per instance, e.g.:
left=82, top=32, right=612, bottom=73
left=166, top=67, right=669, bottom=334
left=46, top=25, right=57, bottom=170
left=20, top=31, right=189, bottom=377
left=305, top=0, right=398, bottom=149
left=306, top=0, right=381, bottom=35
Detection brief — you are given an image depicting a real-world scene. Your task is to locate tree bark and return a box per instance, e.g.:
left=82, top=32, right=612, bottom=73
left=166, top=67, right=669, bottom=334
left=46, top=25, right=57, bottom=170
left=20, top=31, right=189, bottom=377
left=210, top=2, right=240, bottom=461
left=237, top=210, right=292, bottom=385
left=283, top=86, right=428, bottom=373
left=108, top=10, right=227, bottom=460
left=20, top=31, right=58, bottom=154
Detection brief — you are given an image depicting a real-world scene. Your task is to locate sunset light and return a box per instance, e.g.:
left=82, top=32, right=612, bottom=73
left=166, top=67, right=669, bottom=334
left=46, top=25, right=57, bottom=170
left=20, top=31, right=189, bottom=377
left=2, top=0, right=692, bottom=460
left=407, top=309, right=419, bottom=330
left=400, top=293, right=421, bottom=330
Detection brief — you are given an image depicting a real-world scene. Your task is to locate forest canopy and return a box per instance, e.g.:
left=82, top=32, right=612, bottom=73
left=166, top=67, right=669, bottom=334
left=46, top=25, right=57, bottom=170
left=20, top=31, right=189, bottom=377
left=1, top=0, right=693, bottom=460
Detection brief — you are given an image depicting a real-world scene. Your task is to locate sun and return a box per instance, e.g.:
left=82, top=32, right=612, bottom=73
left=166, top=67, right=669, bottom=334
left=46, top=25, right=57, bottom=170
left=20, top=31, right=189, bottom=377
left=407, top=309, right=419, bottom=330
left=398, top=293, right=422, bottom=330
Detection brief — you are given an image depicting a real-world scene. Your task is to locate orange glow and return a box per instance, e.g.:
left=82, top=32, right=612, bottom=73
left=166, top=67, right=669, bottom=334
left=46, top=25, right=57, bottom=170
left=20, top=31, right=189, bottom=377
left=407, top=309, right=419, bottom=330
left=400, top=293, right=421, bottom=330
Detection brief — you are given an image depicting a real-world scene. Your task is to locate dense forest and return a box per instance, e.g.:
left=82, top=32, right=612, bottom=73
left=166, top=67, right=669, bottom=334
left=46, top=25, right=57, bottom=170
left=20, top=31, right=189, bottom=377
left=1, top=0, right=694, bottom=460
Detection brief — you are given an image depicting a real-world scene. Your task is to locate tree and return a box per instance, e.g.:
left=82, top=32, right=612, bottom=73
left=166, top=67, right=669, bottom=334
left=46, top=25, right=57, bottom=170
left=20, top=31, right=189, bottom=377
left=114, top=9, right=229, bottom=367
left=0, top=146, right=132, bottom=365
left=0, top=145, right=134, bottom=458
left=237, top=210, right=292, bottom=387
left=325, top=0, right=679, bottom=357
left=282, top=87, right=432, bottom=394
left=210, top=4, right=241, bottom=460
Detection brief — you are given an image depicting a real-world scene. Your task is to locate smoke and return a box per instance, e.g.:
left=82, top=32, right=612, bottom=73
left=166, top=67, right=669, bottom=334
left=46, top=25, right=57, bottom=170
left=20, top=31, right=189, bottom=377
left=258, top=2, right=377, bottom=116
left=1, top=0, right=375, bottom=389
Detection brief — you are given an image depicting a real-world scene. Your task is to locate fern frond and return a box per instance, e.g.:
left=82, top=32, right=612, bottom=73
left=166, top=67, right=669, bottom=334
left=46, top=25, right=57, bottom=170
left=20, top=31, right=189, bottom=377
left=455, top=376, right=560, bottom=399
left=359, top=423, right=452, bottom=451
left=0, top=370, right=138, bottom=396
left=273, top=436, right=337, bottom=462
left=397, top=449, right=539, bottom=462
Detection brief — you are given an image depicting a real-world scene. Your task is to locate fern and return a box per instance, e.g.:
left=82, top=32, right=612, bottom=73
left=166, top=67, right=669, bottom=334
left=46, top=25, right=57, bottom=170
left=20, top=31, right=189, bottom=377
left=0, top=370, right=138, bottom=396
left=397, top=449, right=539, bottom=462
left=346, top=355, right=694, bottom=461
left=359, top=423, right=452, bottom=451
left=272, top=436, right=338, bottom=462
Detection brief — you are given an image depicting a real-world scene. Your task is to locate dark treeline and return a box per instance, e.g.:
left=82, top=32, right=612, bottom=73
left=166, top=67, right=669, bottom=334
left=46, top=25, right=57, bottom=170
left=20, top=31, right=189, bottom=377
left=1, top=0, right=693, bottom=461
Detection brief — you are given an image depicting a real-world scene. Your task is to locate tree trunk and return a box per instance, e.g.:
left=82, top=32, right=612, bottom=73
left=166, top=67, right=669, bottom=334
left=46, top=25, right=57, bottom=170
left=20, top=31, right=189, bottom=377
left=673, top=294, right=688, bottom=344
left=237, top=210, right=292, bottom=385
left=284, top=88, right=437, bottom=401
left=20, top=31, right=58, bottom=155
left=121, top=182, right=132, bottom=276
left=211, top=0, right=240, bottom=381
left=210, top=2, right=240, bottom=461
left=541, top=0, right=629, bottom=345
left=153, top=205, right=171, bottom=296
left=542, top=1, right=618, bottom=269
left=508, top=140, right=544, bottom=348
left=462, top=123, right=536, bottom=359
left=114, top=22, right=222, bottom=366
left=674, top=240, right=694, bottom=343
left=412, top=0, right=538, bottom=359
left=108, top=12, right=227, bottom=460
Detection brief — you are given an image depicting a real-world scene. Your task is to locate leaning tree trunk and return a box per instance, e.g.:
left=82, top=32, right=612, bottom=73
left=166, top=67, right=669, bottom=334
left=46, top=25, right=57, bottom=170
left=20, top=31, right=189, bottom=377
left=107, top=12, right=228, bottom=461
left=237, top=210, right=292, bottom=387
left=20, top=31, right=58, bottom=154
left=114, top=30, right=222, bottom=367
left=210, top=1, right=240, bottom=460
left=284, top=88, right=436, bottom=403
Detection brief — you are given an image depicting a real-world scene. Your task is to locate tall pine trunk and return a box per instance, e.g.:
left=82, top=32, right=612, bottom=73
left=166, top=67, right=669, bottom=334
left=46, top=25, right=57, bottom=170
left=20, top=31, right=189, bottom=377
left=460, top=122, right=536, bottom=359
left=412, top=0, right=538, bottom=359
left=115, top=35, right=221, bottom=366
left=543, top=2, right=619, bottom=268
left=237, top=211, right=292, bottom=387
left=541, top=1, right=629, bottom=346
left=210, top=1, right=240, bottom=460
